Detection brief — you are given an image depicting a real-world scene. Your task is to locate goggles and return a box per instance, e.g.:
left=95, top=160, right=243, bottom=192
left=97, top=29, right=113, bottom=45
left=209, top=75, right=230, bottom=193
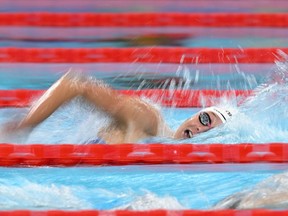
left=199, top=112, right=211, bottom=126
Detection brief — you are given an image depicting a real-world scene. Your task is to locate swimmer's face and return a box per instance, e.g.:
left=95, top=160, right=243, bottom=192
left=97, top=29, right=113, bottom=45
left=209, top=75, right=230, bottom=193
left=174, top=110, right=223, bottom=139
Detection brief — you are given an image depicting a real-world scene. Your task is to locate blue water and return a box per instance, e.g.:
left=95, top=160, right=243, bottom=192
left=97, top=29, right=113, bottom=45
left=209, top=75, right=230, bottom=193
left=0, top=164, right=284, bottom=210
left=0, top=63, right=268, bottom=90
left=1, top=38, right=287, bottom=48
left=1, top=0, right=288, bottom=211
left=1, top=0, right=287, bottom=13
left=1, top=27, right=287, bottom=47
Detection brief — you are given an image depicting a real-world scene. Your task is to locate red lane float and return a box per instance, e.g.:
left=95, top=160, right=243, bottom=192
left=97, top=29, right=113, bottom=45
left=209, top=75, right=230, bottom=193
left=0, top=13, right=287, bottom=27
left=0, top=89, right=252, bottom=108
left=0, top=143, right=287, bottom=166
left=0, top=47, right=287, bottom=63
left=1, top=209, right=288, bottom=216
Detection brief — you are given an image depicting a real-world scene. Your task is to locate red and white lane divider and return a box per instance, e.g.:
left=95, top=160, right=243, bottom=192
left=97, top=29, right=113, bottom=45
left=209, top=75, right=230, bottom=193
left=0, top=209, right=288, bottom=216
left=0, top=143, right=286, bottom=166
left=0, top=12, right=287, bottom=27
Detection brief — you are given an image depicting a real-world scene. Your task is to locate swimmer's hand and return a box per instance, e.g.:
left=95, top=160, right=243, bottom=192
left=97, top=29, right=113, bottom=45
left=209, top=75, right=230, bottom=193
left=0, top=121, right=31, bottom=143
left=2, top=121, right=19, bottom=132
left=0, top=122, right=16, bottom=142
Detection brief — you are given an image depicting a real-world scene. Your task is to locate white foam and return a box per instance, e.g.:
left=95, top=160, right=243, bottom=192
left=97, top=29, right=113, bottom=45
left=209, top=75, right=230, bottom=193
left=0, top=180, right=91, bottom=210
left=117, top=191, right=185, bottom=210
left=214, top=171, right=288, bottom=209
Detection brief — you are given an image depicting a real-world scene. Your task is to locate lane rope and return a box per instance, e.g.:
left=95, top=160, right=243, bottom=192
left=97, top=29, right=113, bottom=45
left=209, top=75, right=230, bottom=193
left=0, top=143, right=286, bottom=166
left=0, top=12, right=287, bottom=27
left=0, top=89, right=252, bottom=108
left=0, top=47, right=287, bottom=63
left=1, top=209, right=288, bottom=216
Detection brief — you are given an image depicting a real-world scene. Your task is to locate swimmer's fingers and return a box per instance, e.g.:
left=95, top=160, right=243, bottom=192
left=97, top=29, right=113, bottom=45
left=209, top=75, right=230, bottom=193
left=1, top=121, right=19, bottom=133
left=0, top=122, right=31, bottom=143
left=0, top=121, right=18, bottom=142
left=1, top=119, right=33, bottom=135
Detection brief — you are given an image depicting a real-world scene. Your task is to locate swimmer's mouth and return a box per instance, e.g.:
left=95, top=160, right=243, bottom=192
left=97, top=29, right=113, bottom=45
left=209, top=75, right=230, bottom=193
left=184, top=129, right=193, bottom=138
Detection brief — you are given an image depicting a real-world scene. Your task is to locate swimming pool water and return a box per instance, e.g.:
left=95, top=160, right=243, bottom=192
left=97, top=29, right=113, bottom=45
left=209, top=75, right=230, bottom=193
left=0, top=164, right=283, bottom=210
left=1, top=0, right=288, bottom=212
left=1, top=37, right=287, bottom=48
left=2, top=0, right=287, bottom=13
left=0, top=63, right=269, bottom=90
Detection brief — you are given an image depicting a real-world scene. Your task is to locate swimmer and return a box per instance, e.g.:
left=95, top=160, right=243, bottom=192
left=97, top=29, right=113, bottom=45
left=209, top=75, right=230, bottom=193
left=213, top=172, right=288, bottom=209
left=3, top=69, right=233, bottom=144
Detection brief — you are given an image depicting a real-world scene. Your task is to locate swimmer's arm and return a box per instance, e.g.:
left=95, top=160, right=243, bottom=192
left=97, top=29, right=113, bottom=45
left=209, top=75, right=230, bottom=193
left=17, top=71, right=159, bottom=134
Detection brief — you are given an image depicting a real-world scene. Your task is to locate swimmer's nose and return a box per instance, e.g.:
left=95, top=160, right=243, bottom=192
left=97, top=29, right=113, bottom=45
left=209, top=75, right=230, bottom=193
left=193, top=127, right=201, bottom=135
left=196, top=125, right=208, bottom=134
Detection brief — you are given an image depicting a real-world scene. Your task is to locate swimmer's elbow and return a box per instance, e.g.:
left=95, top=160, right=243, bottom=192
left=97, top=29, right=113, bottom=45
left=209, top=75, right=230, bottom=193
left=61, top=69, right=114, bottom=98
left=59, top=71, right=88, bottom=96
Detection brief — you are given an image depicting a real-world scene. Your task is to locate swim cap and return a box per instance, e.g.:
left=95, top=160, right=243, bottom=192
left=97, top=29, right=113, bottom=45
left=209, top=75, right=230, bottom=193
left=202, top=106, right=233, bottom=123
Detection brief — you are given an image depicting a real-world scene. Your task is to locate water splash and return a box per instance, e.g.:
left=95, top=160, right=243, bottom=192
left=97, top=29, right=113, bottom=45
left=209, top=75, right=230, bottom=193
left=0, top=179, right=91, bottom=210
left=168, top=52, right=288, bottom=144
left=0, top=97, right=112, bottom=144
left=213, top=171, right=288, bottom=209
left=0, top=165, right=279, bottom=210
left=117, top=191, right=185, bottom=210
left=25, top=97, right=112, bottom=144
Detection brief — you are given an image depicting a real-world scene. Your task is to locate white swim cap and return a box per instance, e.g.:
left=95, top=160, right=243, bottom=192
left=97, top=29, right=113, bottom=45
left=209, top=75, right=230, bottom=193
left=202, top=106, right=233, bottom=123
